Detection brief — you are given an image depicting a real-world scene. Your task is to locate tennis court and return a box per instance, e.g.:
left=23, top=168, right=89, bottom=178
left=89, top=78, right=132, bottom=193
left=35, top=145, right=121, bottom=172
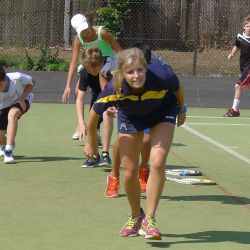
left=0, top=103, right=249, bottom=250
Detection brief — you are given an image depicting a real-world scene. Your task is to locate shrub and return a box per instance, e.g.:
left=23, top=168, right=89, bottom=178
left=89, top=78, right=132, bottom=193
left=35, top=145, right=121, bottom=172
left=95, top=0, right=131, bottom=38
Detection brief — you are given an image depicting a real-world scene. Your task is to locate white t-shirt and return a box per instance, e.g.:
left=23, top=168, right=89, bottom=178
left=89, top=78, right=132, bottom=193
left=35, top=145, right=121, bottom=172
left=0, top=72, right=33, bottom=110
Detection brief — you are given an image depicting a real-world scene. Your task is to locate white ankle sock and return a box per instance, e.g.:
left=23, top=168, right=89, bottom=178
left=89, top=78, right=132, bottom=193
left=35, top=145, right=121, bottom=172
left=5, top=145, right=13, bottom=151
left=232, top=99, right=240, bottom=111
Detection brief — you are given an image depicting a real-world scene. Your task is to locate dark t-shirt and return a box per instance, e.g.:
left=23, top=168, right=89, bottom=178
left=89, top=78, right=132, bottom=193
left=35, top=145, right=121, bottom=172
left=235, top=33, right=250, bottom=72
left=78, top=69, right=101, bottom=106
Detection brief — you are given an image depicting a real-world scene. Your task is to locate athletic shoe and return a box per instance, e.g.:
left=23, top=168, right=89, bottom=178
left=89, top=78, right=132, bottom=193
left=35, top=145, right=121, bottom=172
left=139, top=168, right=149, bottom=192
left=105, top=174, right=120, bottom=198
left=139, top=215, right=162, bottom=240
left=120, top=208, right=145, bottom=237
left=4, top=150, right=15, bottom=164
left=81, top=155, right=100, bottom=168
left=0, top=146, right=5, bottom=157
left=72, top=130, right=80, bottom=140
left=99, top=152, right=112, bottom=168
left=223, top=108, right=240, bottom=117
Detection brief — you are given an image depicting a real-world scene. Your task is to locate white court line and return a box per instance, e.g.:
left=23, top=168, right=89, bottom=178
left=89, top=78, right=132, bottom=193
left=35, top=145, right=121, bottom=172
left=187, top=123, right=250, bottom=126
left=183, top=124, right=250, bottom=164
left=187, top=115, right=250, bottom=120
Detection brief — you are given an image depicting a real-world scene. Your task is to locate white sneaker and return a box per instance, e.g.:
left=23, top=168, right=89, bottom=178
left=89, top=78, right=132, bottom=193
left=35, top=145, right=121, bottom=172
left=0, top=147, right=4, bottom=157
left=4, top=150, right=15, bottom=164
left=72, top=130, right=80, bottom=140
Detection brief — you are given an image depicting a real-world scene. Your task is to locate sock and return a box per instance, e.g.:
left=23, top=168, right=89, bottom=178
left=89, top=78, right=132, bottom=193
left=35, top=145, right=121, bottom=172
left=102, top=151, right=109, bottom=157
left=5, top=145, right=13, bottom=151
left=232, top=99, right=240, bottom=111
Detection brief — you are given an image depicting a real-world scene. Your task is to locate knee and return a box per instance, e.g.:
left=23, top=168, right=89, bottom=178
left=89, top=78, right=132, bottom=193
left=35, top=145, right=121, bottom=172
left=150, top=158, right=166, bottom=172
left=235, top=84, right=240, bottom=90
left=122, top=166, right=138, bottom=182
left=8, top=109, right=21, bottom=121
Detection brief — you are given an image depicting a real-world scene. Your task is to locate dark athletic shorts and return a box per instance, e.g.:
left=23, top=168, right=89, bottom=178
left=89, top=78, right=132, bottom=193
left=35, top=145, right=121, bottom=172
left=117, top=105, right=178, bottom=134
left=0, top=100, right=30, bottom=130
left=238, top=67, right=250, bottom=88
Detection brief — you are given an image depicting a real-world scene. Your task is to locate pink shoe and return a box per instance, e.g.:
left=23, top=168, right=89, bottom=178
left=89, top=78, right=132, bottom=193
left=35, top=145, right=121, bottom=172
left=139, top=215, right=162, bottom=240
left=120, top=208, right=145, bottom=237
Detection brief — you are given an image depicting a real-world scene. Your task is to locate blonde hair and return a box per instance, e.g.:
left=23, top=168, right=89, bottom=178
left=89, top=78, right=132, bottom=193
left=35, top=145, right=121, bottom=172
left=243, top=15, right=250, bottom=25
left=113, top=48, right=147, bottom=94
left=80, top=48, right=103, bottom=68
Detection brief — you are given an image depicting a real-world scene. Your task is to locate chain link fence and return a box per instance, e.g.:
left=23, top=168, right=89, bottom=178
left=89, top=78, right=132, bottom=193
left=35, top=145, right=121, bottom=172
left=0, top=0, right=249, bottom=76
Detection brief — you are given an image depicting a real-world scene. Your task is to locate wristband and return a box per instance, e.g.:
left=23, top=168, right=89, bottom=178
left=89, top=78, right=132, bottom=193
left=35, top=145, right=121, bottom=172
left=178, top=104, right=187, bottom=114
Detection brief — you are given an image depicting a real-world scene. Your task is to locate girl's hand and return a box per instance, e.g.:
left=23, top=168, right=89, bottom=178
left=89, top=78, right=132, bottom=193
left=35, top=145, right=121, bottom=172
left=78, top=123, right=87, bottom=141
left=106, top=106, right=117, bottom=117
left=62, top=87, right=71, bottom=103
left=177, top=112, right=186, bottom=127
left=84, top=142, right=97, bottom=159
left=228, top=53, right=233, bottom=60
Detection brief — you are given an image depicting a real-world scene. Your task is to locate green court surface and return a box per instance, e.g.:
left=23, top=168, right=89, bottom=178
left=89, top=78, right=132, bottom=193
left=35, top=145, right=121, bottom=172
left=0, top=104, right=250, bottom=250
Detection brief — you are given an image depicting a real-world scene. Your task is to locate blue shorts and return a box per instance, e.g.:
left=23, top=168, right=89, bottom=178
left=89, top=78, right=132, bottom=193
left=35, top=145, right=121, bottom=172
left=117, top=105, right=178, bottom=134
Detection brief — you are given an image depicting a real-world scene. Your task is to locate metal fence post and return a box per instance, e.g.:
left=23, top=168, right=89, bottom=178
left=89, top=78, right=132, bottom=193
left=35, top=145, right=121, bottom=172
left=63, top=0, right=72, bottom=48
left=192, top=0, right=201, bottom=76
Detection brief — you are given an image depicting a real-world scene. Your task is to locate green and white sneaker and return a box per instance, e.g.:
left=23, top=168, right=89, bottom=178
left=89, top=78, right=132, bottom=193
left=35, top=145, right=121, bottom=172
left=139, top=215, right=162, bottom=240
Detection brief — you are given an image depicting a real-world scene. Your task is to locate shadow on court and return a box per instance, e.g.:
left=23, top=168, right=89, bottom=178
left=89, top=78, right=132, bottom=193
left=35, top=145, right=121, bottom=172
left=13, top=155, right=83, bottom=163
left=145, top=231, right=250, bottom=248
left=161, top=194, right=250, bottom=206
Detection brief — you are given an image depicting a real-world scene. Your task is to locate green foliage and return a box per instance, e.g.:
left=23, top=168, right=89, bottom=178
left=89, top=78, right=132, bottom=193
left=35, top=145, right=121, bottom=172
left=19, top=48, right=68, bottom=72
left=33, top=47, right=64, bottom=71
left=0, top=58, right=8, bottom=67
left=95, top=0, right=131, bottom=38
left=19, top=50, right=34, bottom=70
left=0, top=56, right=19, bottom=68
left=110, top=0, right=131, bottom=16
left=46, top=63, right=60, bottom=71
left=57, top=63, right=69, bottom=72
left=96, top=7, right=121, bottom=37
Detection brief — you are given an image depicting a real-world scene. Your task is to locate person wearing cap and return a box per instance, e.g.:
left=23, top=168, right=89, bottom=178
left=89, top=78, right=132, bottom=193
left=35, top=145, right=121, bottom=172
left=62, top=13, right=122, bottom=103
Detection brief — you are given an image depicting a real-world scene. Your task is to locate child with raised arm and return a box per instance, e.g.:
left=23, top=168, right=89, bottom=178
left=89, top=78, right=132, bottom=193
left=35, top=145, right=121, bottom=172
left=84, top=48, right=186, bottom=239
left=0, top=67, right=35, bottom=163
left=224, top=15, right=250, bottom=117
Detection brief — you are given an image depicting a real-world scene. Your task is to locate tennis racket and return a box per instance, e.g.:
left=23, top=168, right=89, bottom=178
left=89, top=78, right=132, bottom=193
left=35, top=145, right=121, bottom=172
left=165, top=169, right=202, bottom=176
left=165, top=176, right=216, bottom=185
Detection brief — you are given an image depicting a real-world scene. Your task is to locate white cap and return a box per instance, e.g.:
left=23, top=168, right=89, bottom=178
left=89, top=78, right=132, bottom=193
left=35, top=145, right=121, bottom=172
left=71, top=14, right=89, bottom=35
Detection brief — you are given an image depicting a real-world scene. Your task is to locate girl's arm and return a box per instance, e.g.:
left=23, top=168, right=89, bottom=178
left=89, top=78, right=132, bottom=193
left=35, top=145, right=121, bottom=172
left=62, top=36, right=81, bottom=103
left=228, top=45, right=238, bottom=59
left=75, top=89, right=87, bottom=140
left=100, top=28, right=122, bottom=53
left=17, top=78, right=35, bottom=111
left=173, top=82, right=186, bottom=127
left=84, top=108, right=100, bottom=158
